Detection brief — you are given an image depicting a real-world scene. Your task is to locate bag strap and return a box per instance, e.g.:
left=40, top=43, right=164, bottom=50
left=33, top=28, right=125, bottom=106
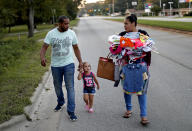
left=107, top=53, right=112, bottom=59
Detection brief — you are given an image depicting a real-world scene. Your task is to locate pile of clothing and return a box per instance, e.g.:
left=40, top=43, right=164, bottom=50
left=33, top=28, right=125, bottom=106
left=108, top=32, right=155, bottom=94
left=108, top=32, right=155, bottom=65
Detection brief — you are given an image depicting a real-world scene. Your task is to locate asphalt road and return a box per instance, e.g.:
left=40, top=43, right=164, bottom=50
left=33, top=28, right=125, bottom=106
left=3, top=17, right=192, bottom=131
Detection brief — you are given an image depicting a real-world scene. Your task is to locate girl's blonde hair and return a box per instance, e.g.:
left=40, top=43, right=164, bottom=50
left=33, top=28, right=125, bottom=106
left=83, top=62, right=91, bottom=70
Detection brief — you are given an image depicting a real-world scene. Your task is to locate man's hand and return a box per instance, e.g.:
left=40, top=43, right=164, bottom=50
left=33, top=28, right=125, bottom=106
left=78, top=62, right=83, bottom=72
left=41, top=58, right=46, bottom=67
left=40, top=43, right=49, bottom=67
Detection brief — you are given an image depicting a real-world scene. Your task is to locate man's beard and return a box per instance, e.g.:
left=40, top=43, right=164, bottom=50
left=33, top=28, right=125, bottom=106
left=61, top=27, right=68, bottom=32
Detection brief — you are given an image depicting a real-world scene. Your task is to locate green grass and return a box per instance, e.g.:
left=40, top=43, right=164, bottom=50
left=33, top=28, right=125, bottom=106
left=182, top=16, right=192, bottom=18
left=0, top=19, right=79, bottom=124
left=2, top=24, right=55, bottom=34
left=2, top=19, right=79, bottom=34
left=0, top=37, right=51, bottom=124
left=138, top=20, right=192, bottom=32
left=105, top=18, right=192, bottom=32
left=70, top=19, right=79, bottom=27
left=2, top=25, right=28, bottom=33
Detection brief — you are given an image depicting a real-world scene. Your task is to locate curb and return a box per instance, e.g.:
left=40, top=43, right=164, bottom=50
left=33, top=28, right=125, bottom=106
left=0, top=68, right=51, bottom=130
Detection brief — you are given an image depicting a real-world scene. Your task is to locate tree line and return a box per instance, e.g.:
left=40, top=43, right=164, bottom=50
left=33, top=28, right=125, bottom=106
left=0, top=0, right=82, bottom=37
left=106, top=0, right=190, bottom=13
left=83, top=0, right=191, bottom=16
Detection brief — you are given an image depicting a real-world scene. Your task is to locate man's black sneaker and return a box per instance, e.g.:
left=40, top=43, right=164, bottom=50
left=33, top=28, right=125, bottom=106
left=68, top=112, right=77, bottom=122
left=54, top=104, right=64, bottom=112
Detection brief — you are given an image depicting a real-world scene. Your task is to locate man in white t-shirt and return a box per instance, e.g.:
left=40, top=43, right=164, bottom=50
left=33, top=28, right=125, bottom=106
left=40, top=16, right=83, bottom=121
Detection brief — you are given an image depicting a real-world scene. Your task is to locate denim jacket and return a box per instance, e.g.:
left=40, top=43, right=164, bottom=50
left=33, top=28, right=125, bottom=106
left=122, top=63, right=147, bottom=93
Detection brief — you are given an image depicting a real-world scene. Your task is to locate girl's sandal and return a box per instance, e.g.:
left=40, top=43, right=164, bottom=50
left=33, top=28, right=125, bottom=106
left=123, top=112, right=132, bottom=118
left=140, top=119, right=150, bottom=126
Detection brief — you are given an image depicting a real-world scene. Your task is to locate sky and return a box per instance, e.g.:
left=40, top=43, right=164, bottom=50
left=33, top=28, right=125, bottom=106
left=86, top=0, right=104, bottom=3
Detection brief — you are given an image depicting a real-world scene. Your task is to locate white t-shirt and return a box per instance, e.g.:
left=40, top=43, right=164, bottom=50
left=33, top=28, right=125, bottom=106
left=123, top=32, right=140, bottom=39
left=44, top=28, right=78, bottom=67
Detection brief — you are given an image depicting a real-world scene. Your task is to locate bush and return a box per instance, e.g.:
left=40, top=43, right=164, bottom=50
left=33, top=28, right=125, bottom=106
left=184, top=11, right=192, bottom=16
left=142, top=13, right=152, bottom=16
left=151, top=5, right=162, bottom=16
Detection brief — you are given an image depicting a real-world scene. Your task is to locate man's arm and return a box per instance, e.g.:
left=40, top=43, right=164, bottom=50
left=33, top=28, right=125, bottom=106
left=40, top=43, right=49, bottom=67
left=73, top=44, right=83, bottom=70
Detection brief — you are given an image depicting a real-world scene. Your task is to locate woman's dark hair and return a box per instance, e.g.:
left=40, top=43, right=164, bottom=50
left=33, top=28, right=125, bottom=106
left=58, top=16, right=69, bottom=23
left=125, top=14, right=137, bottom=26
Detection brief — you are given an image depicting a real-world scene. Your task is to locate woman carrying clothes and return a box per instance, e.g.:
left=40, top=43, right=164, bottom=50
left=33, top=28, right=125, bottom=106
left=119, top=14, right=152, bottom=125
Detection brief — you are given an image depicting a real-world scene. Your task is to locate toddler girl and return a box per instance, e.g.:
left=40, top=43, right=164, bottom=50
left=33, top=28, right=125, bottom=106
left=78, top=62, right=100, bottom=113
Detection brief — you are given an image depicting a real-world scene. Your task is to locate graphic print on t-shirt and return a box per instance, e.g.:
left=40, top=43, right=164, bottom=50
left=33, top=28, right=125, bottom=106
left=51, top=36, right=71, bottom=57
left=84, top=77, right=94, bottom=87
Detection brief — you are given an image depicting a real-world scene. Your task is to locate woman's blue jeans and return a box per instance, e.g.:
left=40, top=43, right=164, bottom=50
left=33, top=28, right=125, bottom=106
left=124, top=93, right=147, bottom=117
left=51, top=63, right=75, bottom=113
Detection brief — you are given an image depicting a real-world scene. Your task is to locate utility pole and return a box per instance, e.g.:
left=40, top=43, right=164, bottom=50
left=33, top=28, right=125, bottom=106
left=160, top=0, right=161, bottom=8
left=163, top=3, right=166, bottom=16
left=168, top=2, right=173, bottom=16
left=108, top=4, right=111, bottom=16
left=52, top=9, right=56, bottom=24
left=112, top=0, right=115, bottom=15
left=127, top=2, right=129, bottom=9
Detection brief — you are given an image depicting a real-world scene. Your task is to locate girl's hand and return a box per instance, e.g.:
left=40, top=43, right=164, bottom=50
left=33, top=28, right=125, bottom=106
left=79, top=68, right=84, bottom=73
left=97, top=85, right=100, bottom=90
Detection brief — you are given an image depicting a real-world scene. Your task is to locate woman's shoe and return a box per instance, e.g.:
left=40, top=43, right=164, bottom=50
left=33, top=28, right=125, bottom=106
left=140, top=119, right=150, bottom=126
left=123, top=112, right=132, bottom=118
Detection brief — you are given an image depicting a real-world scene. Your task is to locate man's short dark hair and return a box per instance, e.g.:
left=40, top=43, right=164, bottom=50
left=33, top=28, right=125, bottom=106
left=58, top=16, right=69, bottom=23
left=125, top=14, right=137, bottom=26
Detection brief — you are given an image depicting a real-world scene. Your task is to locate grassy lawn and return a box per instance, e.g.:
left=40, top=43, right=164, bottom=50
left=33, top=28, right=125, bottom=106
left=105, top=18, right=192, bottom=32
left=0, top=19, right=79, bottom=124
left=2, top=24, right=54, bottom=34
left=181, top=16, right=192, bottom=18
left=2, top=19, right=79, bottom=34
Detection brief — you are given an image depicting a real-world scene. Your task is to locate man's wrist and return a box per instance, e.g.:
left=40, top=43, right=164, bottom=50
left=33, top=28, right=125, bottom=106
left=79, top=61, right=83, bottom=65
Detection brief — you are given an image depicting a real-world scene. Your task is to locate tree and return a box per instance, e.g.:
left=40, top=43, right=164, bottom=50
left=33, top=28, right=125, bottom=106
left=136, top=0, right=144, bottom=10
left=84, top=2, right=109, bottom=16
left=0, top=0, right=18, bottom=33
left=28, top=0, right=34, bottom=37
left=0, top=0, right=82, bottom=37
left=105, top=0, right=148, bottom=15
left=0, top=9, right=16, bottom=33
left=151, top=5, right=161, bottom=15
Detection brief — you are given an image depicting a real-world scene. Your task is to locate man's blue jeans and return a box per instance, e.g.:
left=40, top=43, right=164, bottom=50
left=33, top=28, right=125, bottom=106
left=51, top=63, right=75, bottom=113
left=124, top=93, right=147, bottom=117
